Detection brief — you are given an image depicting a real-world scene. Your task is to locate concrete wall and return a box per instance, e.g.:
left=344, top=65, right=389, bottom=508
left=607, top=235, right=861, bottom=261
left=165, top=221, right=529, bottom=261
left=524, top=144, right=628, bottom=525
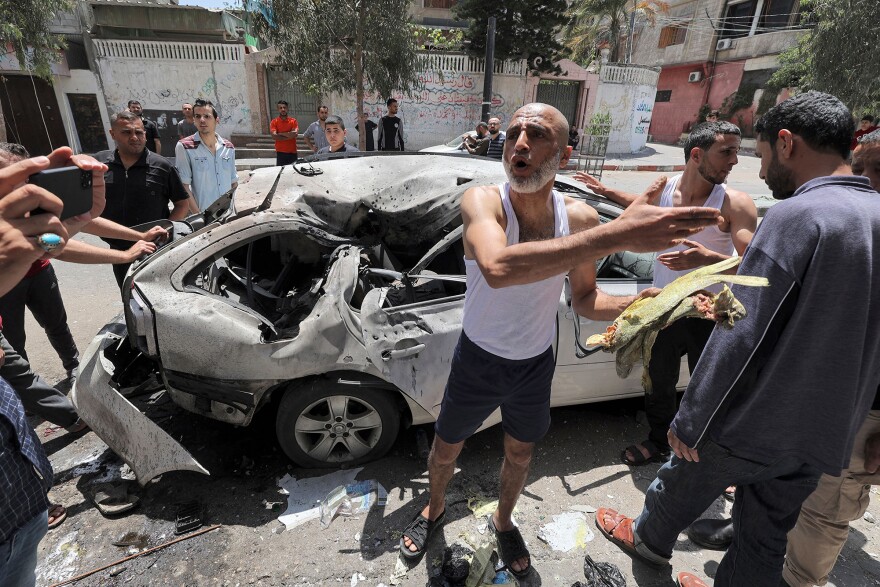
left=591, top=65, right=660, bottom=154
left=92, top=40, right=257, bottom=139
left=326, top=54, right=531, bottom=151
left=649, top=63, right=708, bottom=143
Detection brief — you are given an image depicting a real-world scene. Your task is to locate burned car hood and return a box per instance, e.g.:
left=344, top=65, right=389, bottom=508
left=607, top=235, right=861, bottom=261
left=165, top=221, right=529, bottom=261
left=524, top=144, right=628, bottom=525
left=236, top=155, right=513, bottom=248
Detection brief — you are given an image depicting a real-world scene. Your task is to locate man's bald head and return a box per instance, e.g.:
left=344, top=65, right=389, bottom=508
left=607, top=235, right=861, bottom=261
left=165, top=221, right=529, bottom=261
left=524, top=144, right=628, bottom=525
left=509, top=103, right=570, bottom=149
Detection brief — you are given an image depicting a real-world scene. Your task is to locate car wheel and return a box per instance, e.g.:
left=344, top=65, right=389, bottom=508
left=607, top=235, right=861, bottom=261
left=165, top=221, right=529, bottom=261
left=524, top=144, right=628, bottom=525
left=276, top=380, right=401, bottom=468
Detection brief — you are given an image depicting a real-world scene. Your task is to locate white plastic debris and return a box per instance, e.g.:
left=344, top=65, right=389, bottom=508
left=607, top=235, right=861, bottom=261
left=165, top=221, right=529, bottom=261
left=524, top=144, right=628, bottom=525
left=536, top=512, right=594, bottom=552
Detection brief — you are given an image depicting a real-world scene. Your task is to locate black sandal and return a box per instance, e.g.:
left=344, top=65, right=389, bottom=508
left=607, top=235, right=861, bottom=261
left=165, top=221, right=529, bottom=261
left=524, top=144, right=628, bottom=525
left=488, top=514, right=531, bottom=578
left=399, top=509, right=445, bottom=561
left=621, top=439, right=669, bottom=466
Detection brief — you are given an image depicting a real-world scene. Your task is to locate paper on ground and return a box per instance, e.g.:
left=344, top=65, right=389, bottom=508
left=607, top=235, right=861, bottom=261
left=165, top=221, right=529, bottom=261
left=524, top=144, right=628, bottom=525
left=276, top=467, right=363, bottom=529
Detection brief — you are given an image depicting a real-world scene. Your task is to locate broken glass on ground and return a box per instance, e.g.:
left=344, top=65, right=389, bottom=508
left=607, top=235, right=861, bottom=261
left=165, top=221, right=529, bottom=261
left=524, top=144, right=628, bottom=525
left=318, top=479, right=387, bottom=529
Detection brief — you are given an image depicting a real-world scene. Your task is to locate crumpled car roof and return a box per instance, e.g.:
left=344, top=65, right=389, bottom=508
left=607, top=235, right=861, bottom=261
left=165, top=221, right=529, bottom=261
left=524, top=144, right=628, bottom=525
left=235, top=154, right=514, bottom=248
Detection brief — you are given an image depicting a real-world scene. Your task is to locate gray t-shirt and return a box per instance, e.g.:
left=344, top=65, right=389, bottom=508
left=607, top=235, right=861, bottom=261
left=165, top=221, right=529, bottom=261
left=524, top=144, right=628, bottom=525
left=673, top=175, right=880, bottom=475
left=317, top=144, right=359, bottom=154
left=304, top=120, right=329, bottom=151
left=178, top=119, right=197, bottom=138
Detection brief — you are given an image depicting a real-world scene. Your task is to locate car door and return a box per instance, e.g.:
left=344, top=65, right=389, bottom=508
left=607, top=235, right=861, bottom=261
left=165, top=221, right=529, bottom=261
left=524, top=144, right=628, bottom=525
left=360, top=228, right=470, bottom=421
left=552, top=249, right=656, bottom=406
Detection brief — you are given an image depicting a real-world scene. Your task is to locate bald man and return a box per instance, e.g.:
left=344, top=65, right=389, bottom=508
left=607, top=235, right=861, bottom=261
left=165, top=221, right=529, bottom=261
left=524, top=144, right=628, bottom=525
left=398, top=103, right=722, bottom=577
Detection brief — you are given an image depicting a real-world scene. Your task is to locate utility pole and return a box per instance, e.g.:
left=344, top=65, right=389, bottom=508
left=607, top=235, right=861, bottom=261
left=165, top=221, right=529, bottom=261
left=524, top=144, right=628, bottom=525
left=480, top=16, right=496, bottom=123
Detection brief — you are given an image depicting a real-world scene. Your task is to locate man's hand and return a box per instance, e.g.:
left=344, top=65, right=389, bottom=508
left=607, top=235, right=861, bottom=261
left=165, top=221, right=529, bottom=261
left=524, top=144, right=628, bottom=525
left=44, top=147, right=107, bottom=238
left=573, top=171, right=607, bottom=195
left=611, top=177, right=721, bottom=253
left=125, top=240, right=157, bottom=262
left=633, top=286, right=662, bottom=302
left=657, top=239, right=721, bottom=271
left=141, top=226, right=169, bottom=244
left=668, top=428, right=700, bottom=462
left=0, top=344, right=5, bottom=368
left=865, top=432, right=880, bottom=474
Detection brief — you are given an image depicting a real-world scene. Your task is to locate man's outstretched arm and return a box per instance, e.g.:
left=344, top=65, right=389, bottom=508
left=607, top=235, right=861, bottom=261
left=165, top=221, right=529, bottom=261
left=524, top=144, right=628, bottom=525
left=463, top=177, right=721, bottom=288
left=573, top=171, right=640, bottom=208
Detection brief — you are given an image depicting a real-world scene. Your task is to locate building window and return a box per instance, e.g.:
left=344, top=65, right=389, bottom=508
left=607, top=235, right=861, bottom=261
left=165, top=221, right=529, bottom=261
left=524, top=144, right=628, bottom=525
left=759, top=0, right=799, bottom=30
left=655, top=90, right=672, bottom=102
left=658, top=25, right=687, bottom=48
left=720, top=0, right=757, bottom=39
left=424, top=0, right=456, bottom=8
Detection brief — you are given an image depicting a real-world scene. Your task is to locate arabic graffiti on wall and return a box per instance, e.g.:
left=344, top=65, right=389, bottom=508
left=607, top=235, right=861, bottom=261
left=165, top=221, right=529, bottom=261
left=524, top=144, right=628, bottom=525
left=330, top=70, right=527, bottom=151
left=97, top=59, right=253, bottom=138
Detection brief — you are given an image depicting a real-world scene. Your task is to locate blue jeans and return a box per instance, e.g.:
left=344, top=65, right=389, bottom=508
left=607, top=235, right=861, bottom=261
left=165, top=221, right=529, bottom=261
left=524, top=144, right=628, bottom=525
left=633, top=440, right=821, bottom=587
left=0, top=510, right=47, bottom=587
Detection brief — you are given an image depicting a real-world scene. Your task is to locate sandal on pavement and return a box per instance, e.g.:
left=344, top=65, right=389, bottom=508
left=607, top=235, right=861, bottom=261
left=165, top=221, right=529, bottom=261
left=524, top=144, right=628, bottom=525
left=487, top=514, right=531, bottom=578
left=621, top=439, right=669, bottom=466
left=677, top=571, right=711, bottom=587
left=399, top=509, right=445, bottom=562
left=48, top=503, right=67, bottom=529
left=595, top=508, right=668, bottom=568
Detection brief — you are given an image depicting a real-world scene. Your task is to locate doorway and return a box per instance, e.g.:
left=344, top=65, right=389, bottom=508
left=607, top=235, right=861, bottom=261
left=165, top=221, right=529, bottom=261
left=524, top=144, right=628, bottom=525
left=0, top=74, right=68, bottom=156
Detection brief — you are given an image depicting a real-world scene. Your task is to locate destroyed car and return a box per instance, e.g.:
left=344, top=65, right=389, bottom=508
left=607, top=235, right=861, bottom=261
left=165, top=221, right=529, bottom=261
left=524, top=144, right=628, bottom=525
left=73, top=154, right=679, bottom=483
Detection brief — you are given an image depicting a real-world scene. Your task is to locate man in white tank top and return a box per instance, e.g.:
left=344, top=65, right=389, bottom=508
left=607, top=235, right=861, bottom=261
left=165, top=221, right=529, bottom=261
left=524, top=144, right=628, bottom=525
left=575, top=122, right=758, bottom=466
left=399, top=103, right=724, bottom=575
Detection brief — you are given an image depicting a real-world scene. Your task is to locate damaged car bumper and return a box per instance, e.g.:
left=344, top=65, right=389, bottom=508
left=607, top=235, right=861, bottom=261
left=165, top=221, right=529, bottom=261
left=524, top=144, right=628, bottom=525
left=71, top=316, right=209, bottom=484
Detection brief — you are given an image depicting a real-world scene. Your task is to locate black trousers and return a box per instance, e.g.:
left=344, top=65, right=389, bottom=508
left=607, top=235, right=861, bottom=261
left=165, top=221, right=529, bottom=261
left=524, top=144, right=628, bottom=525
left=0, top=333, right=79, bottom=427
left=0, top=264, right=79, bottom=372
left=645, top=317, right=715, bottom=449
left=276, top=152, right=298, bottom=166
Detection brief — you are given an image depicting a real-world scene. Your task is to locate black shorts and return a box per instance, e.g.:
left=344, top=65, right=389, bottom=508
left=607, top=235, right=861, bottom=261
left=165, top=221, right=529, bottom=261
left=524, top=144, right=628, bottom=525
left=434, top=332, right=555, bottom=444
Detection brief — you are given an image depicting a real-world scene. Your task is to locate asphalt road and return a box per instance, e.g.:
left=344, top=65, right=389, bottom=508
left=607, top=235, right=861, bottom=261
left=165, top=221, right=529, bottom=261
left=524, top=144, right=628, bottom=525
left=20, top=185, right=879, bottom=587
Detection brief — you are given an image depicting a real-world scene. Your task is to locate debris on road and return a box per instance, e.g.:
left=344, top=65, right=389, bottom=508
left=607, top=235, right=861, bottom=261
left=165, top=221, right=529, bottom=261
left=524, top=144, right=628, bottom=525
left=319, top=479, right=387, bottom=528
left=537, top=512, right=594, bottom=552
left=88, top=481, right=139, bottom=516
left=576, top=554, right=626, bottom=587
left=276, top=468, right=363, bottom=529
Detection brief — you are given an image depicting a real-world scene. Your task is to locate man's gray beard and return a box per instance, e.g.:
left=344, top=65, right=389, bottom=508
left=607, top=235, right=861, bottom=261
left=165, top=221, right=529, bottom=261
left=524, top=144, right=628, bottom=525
left=504, top=149, right=562, bottom=194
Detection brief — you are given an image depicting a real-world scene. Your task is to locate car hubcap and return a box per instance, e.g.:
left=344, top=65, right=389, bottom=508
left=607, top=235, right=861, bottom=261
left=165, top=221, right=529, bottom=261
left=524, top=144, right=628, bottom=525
left=293, top=394, right=383, bottom=462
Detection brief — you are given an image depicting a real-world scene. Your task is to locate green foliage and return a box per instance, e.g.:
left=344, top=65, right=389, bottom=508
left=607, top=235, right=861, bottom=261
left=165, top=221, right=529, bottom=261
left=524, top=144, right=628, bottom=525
left=0, top=0, right=73, bottom=80
left=586, top=110, right=612, bottom=135
left=452, top=0, right=568, bottom=74
left=769, top=0, right=880, bottom=113
left=250, top=0, right=422, bottom=99
left=564, top=0, right=668, bottom=65
left=413, top=26, right=465, bottom=51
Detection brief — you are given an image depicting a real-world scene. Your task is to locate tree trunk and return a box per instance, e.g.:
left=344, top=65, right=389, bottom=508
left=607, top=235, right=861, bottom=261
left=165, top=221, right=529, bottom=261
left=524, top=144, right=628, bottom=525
left=355, top=0, right=367, bottom=151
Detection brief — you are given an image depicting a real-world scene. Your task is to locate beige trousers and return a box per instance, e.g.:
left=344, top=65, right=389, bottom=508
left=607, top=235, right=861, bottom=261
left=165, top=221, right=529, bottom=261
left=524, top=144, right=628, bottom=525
left=783, top=410, right=880, bottom=586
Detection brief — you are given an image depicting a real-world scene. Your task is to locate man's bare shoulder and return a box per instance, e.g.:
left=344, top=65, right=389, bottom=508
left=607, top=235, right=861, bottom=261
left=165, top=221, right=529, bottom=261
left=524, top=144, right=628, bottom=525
left=564, top=196, right=600, bottom=233
left=461, top=185, right=503, bottom=219
left=725, top=187, right=758, bottom=215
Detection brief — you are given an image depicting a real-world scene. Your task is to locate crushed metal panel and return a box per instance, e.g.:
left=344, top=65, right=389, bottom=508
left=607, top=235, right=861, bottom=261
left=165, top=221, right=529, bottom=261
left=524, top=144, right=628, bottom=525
left=71, top=319, right=209, bottom=484
left=360, top=287, right=464, bottom=417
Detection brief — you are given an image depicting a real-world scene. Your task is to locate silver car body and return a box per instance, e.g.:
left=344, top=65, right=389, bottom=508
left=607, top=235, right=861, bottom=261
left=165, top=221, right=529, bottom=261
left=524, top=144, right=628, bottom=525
left=73, top=155, right=684, bottom=483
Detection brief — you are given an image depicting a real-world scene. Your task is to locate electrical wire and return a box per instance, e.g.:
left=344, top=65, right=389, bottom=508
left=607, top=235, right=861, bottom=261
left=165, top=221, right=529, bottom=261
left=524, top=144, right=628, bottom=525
left=18, top=39, right=53, bottom=151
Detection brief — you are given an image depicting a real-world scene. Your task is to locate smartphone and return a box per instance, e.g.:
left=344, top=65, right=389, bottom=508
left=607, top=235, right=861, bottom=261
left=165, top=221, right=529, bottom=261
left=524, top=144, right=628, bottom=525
left=28, top=167, right=93, bottom=220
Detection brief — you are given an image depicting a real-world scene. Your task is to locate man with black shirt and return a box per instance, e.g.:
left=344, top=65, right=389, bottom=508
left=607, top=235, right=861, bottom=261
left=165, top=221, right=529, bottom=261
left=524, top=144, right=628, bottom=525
left=127, top=100, right=161, bottom=153
left=96, top=111, right=190, bottom=287
left=377, top=98, right=405, bottom=151
left=353, top=112, right=377, bottom=151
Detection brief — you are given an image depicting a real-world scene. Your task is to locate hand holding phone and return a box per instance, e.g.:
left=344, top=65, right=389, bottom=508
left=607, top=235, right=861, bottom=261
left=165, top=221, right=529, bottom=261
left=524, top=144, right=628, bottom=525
left=28, top=167, right=93, bottom=220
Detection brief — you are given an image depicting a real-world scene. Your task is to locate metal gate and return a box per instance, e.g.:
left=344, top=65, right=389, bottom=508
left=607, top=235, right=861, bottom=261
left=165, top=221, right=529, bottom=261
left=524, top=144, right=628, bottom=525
left=266, top=68, right=318, bottom=128
left=536, top=80, right=580, bottom=127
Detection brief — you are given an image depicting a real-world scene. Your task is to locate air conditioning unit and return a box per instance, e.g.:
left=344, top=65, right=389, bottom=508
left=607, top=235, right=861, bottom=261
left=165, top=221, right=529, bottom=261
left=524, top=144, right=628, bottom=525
left=688, top=71, right=703, bottom=83
left=716, top=39, right=734, bottom=50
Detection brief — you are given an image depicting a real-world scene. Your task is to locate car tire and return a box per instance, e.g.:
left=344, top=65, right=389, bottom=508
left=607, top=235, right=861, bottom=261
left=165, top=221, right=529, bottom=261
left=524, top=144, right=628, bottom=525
left=276, top=380, right=401, bottom=468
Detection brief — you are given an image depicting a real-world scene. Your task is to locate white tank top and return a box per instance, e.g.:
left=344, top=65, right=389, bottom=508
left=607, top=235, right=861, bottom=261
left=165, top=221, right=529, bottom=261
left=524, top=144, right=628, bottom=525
left=462, top=183, right=570, bottom=360
left=652, top=174, right=734, bottom=290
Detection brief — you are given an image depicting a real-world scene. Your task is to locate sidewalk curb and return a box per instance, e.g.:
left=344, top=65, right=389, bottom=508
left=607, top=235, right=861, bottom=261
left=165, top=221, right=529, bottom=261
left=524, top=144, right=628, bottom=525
left=601, top=164, right=687, bottom=172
